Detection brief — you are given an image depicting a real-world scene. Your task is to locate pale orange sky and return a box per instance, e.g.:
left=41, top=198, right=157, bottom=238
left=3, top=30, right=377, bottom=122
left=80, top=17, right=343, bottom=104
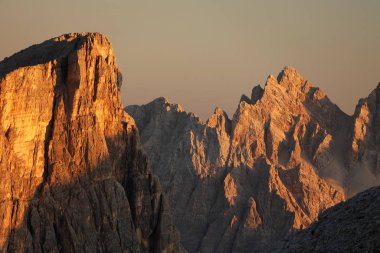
left=1, top=0, right=379, bottom=120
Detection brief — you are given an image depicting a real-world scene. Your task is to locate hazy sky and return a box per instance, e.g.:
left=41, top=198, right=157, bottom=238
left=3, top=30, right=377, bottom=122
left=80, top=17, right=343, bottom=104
left=1, top=0, right=379, bottom=119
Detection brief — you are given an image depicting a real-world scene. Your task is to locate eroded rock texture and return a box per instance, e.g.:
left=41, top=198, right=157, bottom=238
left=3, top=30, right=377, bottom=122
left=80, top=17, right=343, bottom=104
left=0, top=33, right=182, bottom=253
left=274, top=186, right=380, bottom=253
left=126, top=67, right=380, bottom=252
left=347, top=84, right=380, bottom=194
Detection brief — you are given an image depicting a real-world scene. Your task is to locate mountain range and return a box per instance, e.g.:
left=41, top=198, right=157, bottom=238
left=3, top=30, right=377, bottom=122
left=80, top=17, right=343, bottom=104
left=0, top=32, right=379, bottom=252
left=126, top=66, right=380, bottom=252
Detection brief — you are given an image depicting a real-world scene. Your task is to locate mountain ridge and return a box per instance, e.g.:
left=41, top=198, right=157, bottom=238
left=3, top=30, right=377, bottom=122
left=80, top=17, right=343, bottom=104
left=126, top=67, right=379, bottom=252
left=1, top=31, right=378, bottom=252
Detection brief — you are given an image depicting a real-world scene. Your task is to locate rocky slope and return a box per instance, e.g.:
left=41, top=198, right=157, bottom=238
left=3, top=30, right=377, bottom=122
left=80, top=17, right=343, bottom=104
left=126, top=67, right=380, bottom=252
left=274, top=186, right=380, bottom=252
left=347, top=84, right=380, bottom=193
left=0, top=33, right=182, bottom=253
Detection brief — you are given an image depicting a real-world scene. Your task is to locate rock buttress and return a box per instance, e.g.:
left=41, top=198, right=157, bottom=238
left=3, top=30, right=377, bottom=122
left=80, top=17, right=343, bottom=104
left=0, top=33, right=182, bottom=253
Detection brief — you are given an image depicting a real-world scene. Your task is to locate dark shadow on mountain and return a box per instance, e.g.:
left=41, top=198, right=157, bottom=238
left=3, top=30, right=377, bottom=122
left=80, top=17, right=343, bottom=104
left=269, top=186, right=380, bottom=253
left=2, top=131, right=181, bottom=253
left=0, top=33, right=91, bottom=79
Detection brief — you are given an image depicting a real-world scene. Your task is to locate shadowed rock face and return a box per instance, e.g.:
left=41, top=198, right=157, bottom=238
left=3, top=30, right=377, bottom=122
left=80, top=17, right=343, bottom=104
left=0, top=33, right=182, bottom=253
left=274, top=186, right=380, bottom=253
left=347, top=84, right=380, bottom=193
left=126, top=67, right=380, bottom=252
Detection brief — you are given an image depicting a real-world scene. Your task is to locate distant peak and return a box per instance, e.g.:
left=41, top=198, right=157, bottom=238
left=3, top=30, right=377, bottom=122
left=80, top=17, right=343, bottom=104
left=262, top=67, right=308, bottom=95
left=207, top=107, right=231, bottom=129
left=239, top=85, right=264, bottom=105
left=153, top=96, right=170, bottom=104
left=150, top=97, right=185, bottom=113
left=213, top=107, right=228, bottom=117
left=278, top=66, right=297, bottom=78
left=276, top=66, right=305, bottom=88
left=251, top=85, right=264, bottom=104
left=240, top=94, right=251, bottom=104
left=276, top=66, right=298, bottom=80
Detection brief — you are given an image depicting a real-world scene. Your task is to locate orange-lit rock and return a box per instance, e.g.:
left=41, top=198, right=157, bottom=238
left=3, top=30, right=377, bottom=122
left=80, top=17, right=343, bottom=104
left=244, top=198, right=262, bottom=229
left=224, top=173, right=238, bottom=206
left=0, top=33, right=182, bottom=252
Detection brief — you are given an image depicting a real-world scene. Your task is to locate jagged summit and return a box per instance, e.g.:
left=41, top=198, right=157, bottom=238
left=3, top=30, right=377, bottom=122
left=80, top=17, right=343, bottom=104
left=250, top=85, right=264, bottom=104
left=240, top=67, right=325, bottom=106
left=131, top=67, right=344, bottom=131
left=212, top=106, right=228, bottom=116
left=236, top=67, right=349, bottom=132
left=145, top=96, right=186, bottom=113
left=126, top=66, right=380, bottom=252
left=276, top=66, right=303, bottom=84
left=126, top=67, right=356, bottom=252
left=264, top=66, right=318, bottom=97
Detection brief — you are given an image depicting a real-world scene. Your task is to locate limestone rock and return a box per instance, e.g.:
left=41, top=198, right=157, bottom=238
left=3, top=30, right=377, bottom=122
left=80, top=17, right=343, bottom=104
left=346, top=84, right=380, bottom=194
left=126, top=67, right=356, bottom=252
left=0, top=33, right=182, bottom=253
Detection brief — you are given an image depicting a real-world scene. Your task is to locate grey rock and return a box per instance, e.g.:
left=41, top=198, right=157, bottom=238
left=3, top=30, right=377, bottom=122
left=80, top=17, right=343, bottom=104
left=126, top=67, right=359, bottom=252
left=274, top=186, right=380, bottom=253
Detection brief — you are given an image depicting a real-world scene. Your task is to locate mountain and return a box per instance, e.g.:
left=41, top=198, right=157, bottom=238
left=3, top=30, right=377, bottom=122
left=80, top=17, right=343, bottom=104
left=347, top=84, right=380, bottom=192
left=0, top=33, right=182, bottom=253
left=126, top=67, right=380, bottom=252
left=274, top=186, right=380, bottom=252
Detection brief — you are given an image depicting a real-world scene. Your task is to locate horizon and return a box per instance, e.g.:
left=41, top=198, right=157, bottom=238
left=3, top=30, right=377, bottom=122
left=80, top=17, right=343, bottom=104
left=126, top=65, right=367, bottom=121
left=1, top=0, right=379, bottom=119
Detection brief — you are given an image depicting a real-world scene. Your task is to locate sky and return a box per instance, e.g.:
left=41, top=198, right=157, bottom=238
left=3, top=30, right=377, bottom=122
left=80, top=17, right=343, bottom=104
left=0, top=0, right=379, bottom=120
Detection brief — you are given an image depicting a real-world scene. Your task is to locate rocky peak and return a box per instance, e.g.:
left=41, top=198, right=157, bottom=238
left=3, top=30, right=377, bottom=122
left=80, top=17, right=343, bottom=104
left=127, top=67, right=352, bottom=252
left=238, top=66, right=308, bottom=107
left=126, top=66, right=380, bottom=252
left=0, top=33, right=116, bottom=80
left=206, top=107, right=231, bottom=130
left=250, top=85, right=264, bottom=104
left=276, top=66, right=305, bottom=87
left=155, top=96, right=185, bottom=113
left=0, top=33, right=182, bottom=252
left=264, top=67, right=313, bottom=102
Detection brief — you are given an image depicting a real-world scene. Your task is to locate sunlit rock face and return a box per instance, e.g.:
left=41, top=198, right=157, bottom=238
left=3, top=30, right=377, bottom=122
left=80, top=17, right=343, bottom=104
left=126, top=67, right=379, bottom=252
left=0, top=33, right=182, bottom=253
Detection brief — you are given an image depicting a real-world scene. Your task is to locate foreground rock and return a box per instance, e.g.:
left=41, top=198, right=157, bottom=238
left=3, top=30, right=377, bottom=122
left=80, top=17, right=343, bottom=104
left=0, top=33, right=182, bottom=252
left=127, top=67, right=380, bottom=252
left=274, top=186, right=380, bottom=252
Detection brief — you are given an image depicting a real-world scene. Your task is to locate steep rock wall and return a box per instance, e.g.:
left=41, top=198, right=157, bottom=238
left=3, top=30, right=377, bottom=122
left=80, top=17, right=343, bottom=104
left=0, top=33, right=182, bottom=253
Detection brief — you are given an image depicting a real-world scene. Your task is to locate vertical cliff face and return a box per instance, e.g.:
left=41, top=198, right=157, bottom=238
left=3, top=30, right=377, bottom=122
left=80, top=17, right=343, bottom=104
left=126, top=67, right=355, bottom=252
left=0, top=33, right=182, bottom=253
